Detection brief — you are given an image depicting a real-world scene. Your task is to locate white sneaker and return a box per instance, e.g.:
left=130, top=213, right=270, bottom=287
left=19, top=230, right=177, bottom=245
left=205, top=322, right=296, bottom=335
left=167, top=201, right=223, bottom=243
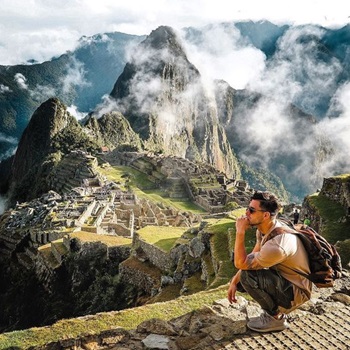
left=247, top=312, right=288, bottom=332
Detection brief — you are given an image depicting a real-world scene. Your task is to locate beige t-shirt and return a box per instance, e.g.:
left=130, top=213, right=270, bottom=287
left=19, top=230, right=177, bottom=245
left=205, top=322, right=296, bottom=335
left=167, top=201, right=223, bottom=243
left=253, top=220, right=312, bottom=313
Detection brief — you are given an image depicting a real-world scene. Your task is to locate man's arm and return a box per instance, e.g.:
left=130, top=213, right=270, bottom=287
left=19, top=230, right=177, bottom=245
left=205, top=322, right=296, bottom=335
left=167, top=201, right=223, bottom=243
left=234, top=217, right=263, bottom=270
left=228, top=227, right=262, bottom=303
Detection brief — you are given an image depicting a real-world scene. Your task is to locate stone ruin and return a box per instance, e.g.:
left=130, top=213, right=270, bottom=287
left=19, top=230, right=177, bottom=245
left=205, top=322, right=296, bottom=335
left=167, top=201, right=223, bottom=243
left=0, top=150, right=258, bottom=296
left=107, top=151, right=254, bottom=213
left=48, top=150, right=102, bottom=193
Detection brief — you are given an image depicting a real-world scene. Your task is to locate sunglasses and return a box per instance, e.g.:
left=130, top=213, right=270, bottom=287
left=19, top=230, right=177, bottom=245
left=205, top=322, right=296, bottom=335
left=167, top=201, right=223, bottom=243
left=247, top=206, right=266, bottom=214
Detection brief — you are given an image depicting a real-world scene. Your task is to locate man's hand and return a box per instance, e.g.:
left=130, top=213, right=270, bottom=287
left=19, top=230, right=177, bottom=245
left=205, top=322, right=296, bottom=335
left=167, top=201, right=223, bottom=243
left=227, top=280, right=238, bottom=303
left=235, top=216, right=250, bottom=234
left=228, top=271, right=241, bottom=304
left=234, top=216, right=250, bottom=269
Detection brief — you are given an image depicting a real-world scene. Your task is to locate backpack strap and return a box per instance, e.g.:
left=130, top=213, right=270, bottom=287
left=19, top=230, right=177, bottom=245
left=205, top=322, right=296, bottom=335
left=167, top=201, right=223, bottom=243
left=269, top=225, right=296, bottom=239
left=268, top=225, right=310, bottom=279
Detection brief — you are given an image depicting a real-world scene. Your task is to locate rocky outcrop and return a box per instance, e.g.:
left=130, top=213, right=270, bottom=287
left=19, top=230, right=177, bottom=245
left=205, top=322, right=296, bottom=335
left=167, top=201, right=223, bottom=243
left=302, top=174, right=350, bottom=233
left=319, top=175, right=350, bottom=216
left=84, top=111, right=143, bottom=152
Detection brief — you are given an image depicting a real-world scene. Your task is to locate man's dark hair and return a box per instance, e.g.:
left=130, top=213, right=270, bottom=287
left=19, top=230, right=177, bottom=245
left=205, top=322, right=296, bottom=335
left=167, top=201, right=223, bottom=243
left=251, top=191, right=281, bottom=216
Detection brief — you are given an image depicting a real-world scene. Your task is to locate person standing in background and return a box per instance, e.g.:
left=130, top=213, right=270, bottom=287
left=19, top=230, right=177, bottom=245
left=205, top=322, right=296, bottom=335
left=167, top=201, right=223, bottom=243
left=293, top=209, right=299, bottom=225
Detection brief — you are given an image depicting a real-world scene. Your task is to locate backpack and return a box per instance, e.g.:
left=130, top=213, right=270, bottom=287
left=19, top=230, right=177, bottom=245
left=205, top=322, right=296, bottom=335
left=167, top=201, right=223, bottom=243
left=269, top=218, right=342, bottom=288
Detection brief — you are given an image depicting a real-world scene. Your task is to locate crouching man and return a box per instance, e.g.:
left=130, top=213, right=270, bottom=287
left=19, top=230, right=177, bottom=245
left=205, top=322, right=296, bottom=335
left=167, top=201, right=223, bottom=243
left=228, top=191, right=312, bottom=332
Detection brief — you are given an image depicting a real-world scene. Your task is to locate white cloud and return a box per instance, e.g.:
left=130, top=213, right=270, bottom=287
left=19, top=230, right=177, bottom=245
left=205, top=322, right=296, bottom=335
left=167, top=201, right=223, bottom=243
left=181, top=24, right=266, bottom=89
left=315, top=83, right=350, bottom=176
left=11, top=57, right=90, bottom=103
left=60, top=57, right=90, bottom=95
left=0, top=84, right=11, bottom=93
left=0, top=132, right=17, bottom=145
left=94, top=94, right=121, bottom=118
left=67, top=105, right=87, bottom=120
left=14, top=73, right=28, bottom=89
left=0, top=132, right=17, bottom=162
left=0, top=0, right=349, bottom=65
left=251, top=26, right=342, bottom=114
left=29, top=84, right=56, bottom=101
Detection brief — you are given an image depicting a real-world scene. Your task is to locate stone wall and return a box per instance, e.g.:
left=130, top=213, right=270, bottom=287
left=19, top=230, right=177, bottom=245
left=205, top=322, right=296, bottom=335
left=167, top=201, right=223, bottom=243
left=320, top=176, right=350, bottom=216
left=76, top=200, right=96, bottom=226
left=302, top=175, right=350, bottom=232
left=107, top=222, right=131, bottom=236
left=119, top=257, right=161, bottom=295
left=135, top=234, right=174, bottom=271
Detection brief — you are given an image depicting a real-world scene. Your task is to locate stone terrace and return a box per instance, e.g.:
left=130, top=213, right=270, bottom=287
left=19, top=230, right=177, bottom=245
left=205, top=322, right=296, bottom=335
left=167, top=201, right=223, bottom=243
left=106, top=151, right=254, bottom=213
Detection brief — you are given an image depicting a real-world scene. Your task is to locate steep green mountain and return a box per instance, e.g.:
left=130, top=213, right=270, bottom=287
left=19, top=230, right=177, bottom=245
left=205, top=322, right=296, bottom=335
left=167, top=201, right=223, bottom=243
left=110, top=26, right=241, bottom=179
left=2, top=96, right=150, bottom=205
left=6, top=98, right=100, bottom=203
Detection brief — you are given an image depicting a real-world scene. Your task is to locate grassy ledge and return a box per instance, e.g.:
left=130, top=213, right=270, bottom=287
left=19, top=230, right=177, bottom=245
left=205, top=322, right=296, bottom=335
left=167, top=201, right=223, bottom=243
left=0, top=286, right=229, bottom=349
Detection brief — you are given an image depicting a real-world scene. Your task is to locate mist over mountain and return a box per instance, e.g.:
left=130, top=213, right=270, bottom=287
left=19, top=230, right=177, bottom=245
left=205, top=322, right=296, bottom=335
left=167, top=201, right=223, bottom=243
left=0, top=32, right=145, bottom=161
left=1, top=20, right=350, bottom=202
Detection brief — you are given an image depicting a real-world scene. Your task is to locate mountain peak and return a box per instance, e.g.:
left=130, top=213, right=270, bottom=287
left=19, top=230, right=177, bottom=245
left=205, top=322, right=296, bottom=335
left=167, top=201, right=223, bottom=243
left=146, top=26, right=178, bottom=45
left=138, top=25, right=187, bottom=59
left=8, top=98, right=100, bottom=203
left=110, top=25, right=199, bottom=103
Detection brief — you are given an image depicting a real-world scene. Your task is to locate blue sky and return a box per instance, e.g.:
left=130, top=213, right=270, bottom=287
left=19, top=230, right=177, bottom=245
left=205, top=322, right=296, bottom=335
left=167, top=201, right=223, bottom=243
left=0, top=0, right=349, bottom=65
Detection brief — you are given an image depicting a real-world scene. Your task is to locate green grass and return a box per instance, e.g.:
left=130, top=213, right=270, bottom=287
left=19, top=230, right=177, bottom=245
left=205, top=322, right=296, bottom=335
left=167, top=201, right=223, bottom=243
left=182, top=272, right=206, bottom=295
left=70, top=231, right=132, bottom=247
left=137, top=226, right=187, bottom=252
left=142, top=190, right=205, bottom=213
left=148, top=284, right=183, bottom=303
left=333, top=173, right=350, bottom=180
left=306, top=192, right=350, bottom=265
left=0, top=286, right=229, bottom=349
left=99, top=165, right=155, bottom=190
left=122, top=256, right=162, bottom=280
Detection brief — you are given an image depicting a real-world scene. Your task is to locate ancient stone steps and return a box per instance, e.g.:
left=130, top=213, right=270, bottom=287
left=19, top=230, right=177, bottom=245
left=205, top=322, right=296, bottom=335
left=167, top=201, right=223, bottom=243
left=51, top=239, right=69, bottom=264
left=38, top=244, right=61, bottom=270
